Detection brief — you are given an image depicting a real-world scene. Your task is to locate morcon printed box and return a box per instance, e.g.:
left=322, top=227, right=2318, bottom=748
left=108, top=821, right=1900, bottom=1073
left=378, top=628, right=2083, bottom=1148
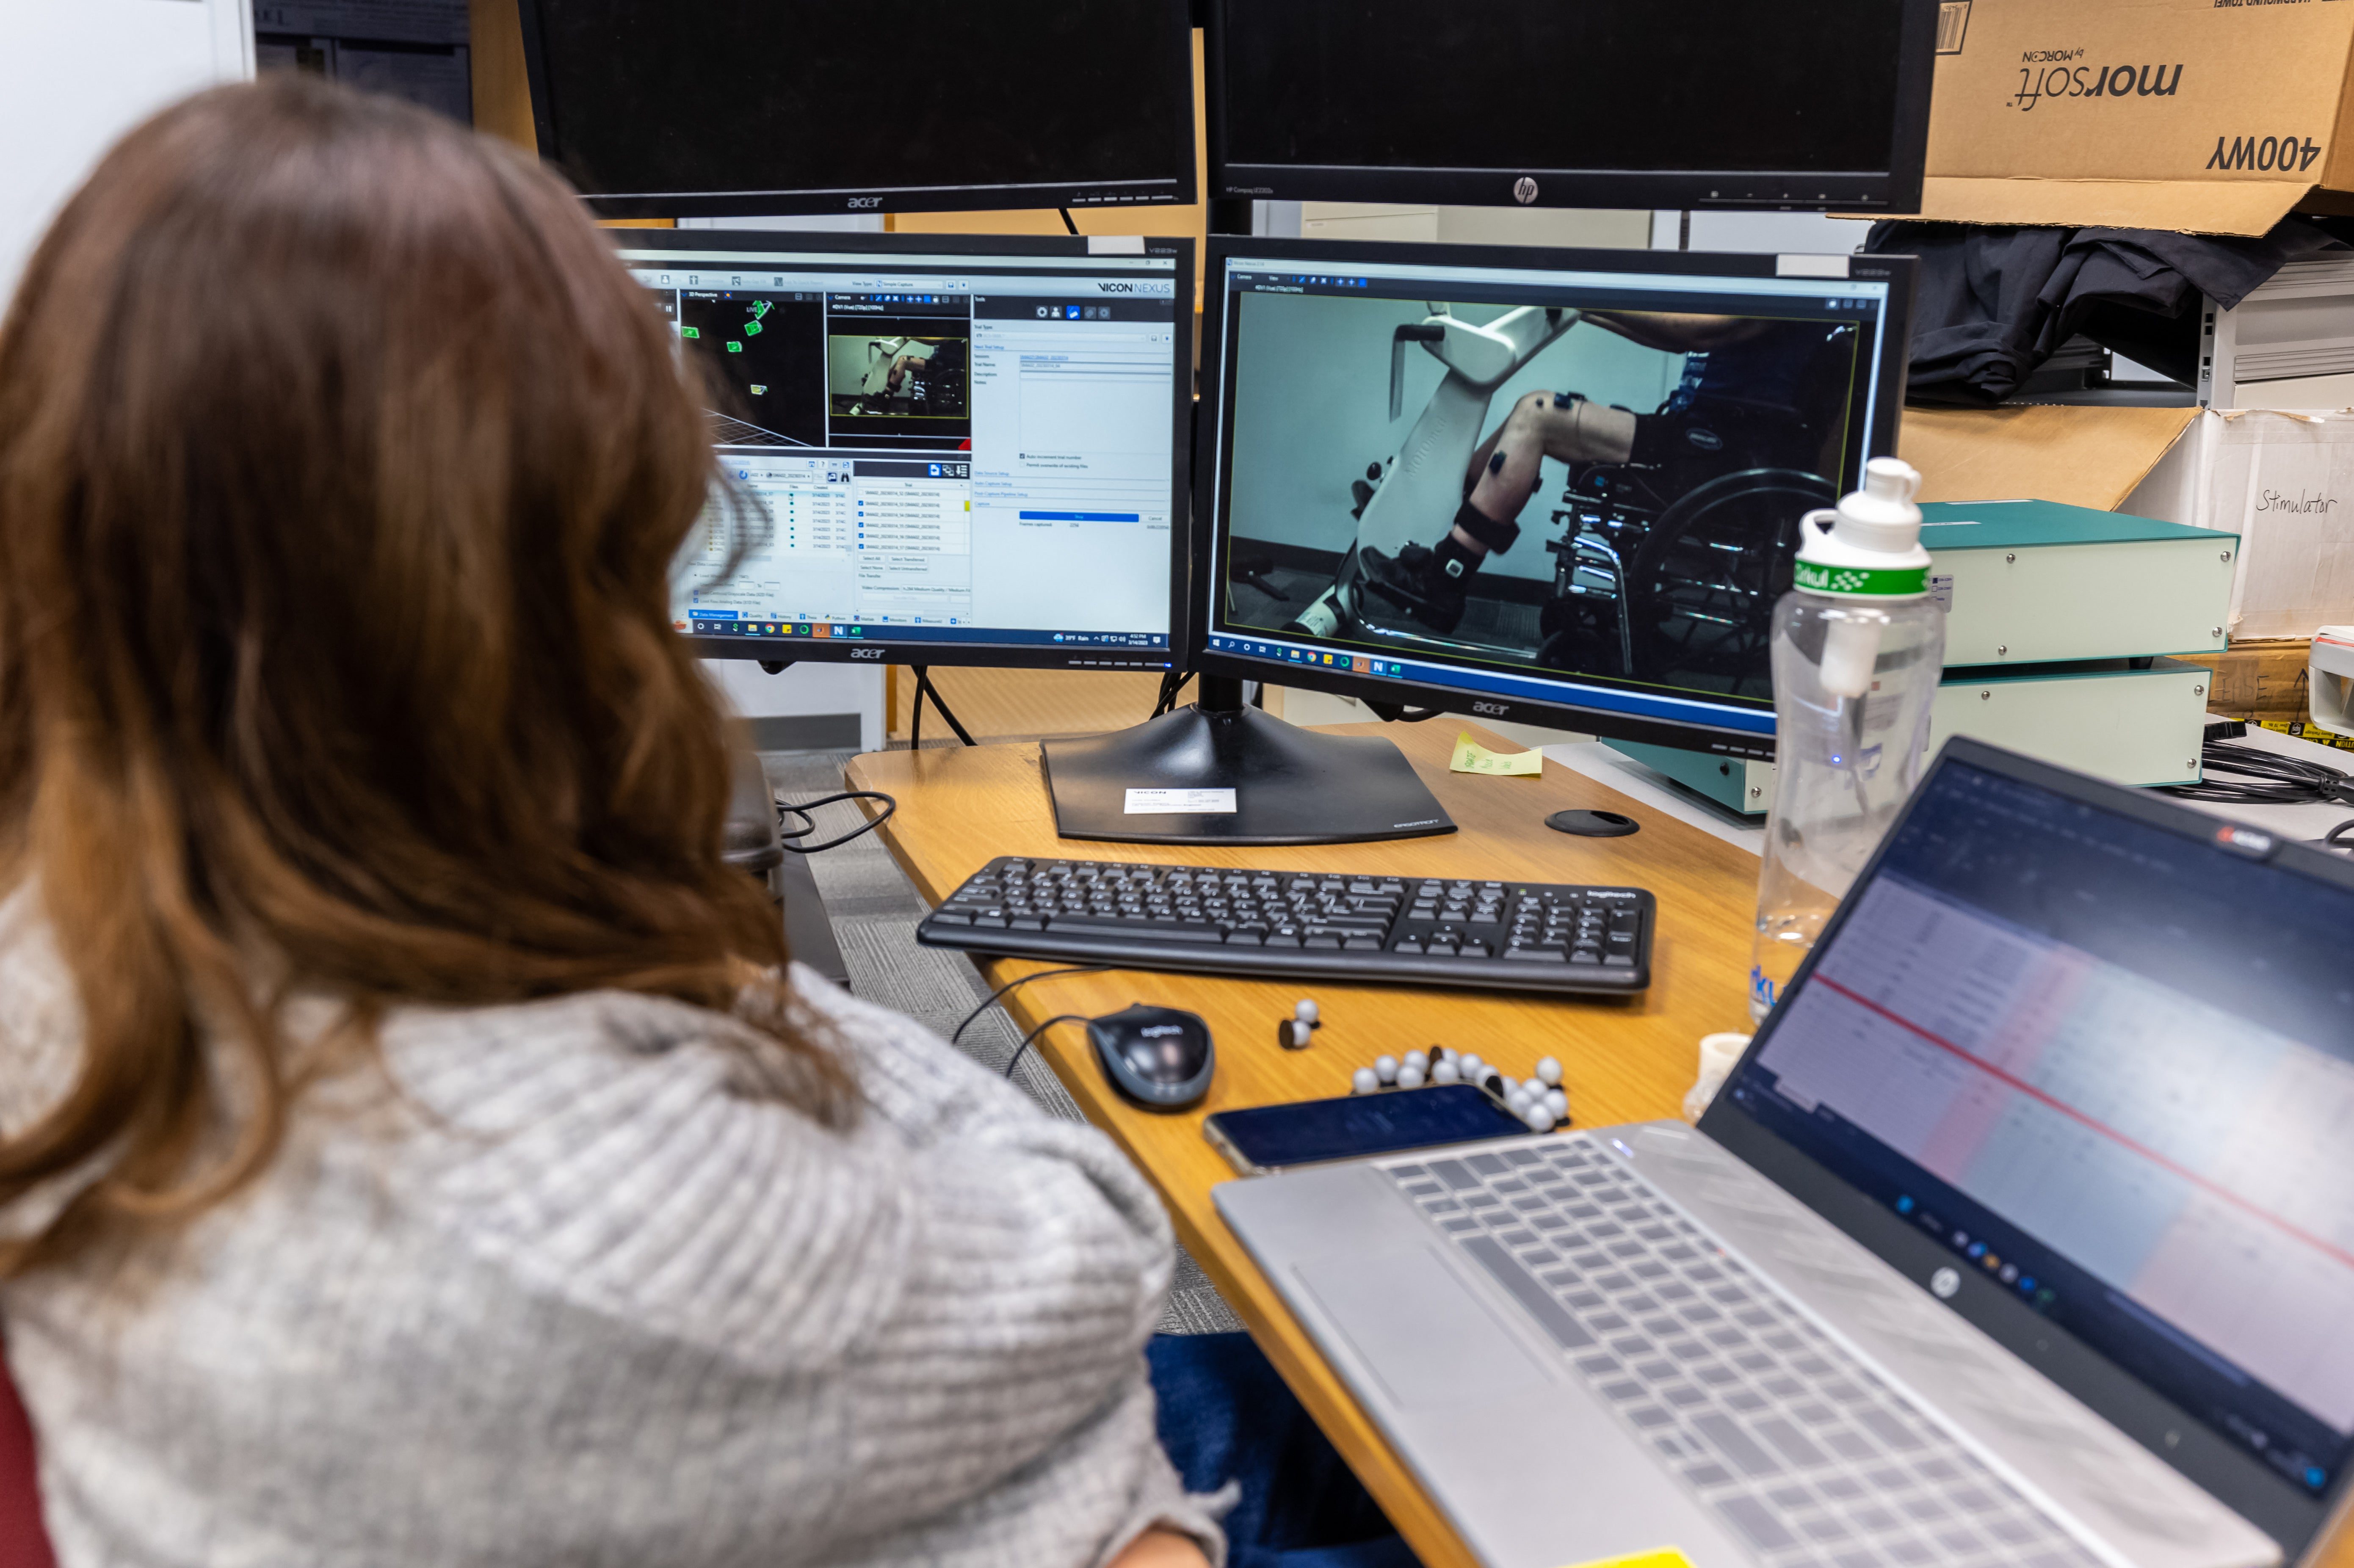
left=1906, top=0, right=2354, bottom=235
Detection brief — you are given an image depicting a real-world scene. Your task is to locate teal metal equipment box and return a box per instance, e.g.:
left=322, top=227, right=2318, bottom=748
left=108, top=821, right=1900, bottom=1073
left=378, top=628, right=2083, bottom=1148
left=1919, top=500, right=2238, bottom=666
left=1614, top=499, right=2238, bottom=815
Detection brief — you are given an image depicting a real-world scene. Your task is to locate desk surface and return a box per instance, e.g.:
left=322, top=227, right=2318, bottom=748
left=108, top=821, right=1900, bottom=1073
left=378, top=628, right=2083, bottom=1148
left=848, top=720, right=1761, bottom=1568
left=843, top=721, right=2353, bottom=1568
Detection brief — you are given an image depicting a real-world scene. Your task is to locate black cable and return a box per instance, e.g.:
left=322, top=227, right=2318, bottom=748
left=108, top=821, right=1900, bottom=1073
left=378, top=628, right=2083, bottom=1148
left=2160, top=740, right=2354, bottom=806
left=773, top=789, right=896, bottom=854
left=1059, top=208, right=1080, bottom=236
left=1151, top=669, right=1194, bottom=719
left=2323, top=819, right=2354, bottom=854
left=909, top=665, right=977, bottom=748
left=951, top=964, right=1109, bottom=1047
left=1005, top=1013, right=1089, bottom=1080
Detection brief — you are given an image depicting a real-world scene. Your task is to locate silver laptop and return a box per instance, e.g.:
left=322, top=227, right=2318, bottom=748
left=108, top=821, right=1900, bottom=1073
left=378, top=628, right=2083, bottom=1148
left=1217, top=737, right=2354, bottom=1568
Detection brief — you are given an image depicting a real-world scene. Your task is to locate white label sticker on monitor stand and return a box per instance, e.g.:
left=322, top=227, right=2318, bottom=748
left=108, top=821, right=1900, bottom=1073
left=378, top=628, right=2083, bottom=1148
left=1124, top=788, right=1238, bottom=814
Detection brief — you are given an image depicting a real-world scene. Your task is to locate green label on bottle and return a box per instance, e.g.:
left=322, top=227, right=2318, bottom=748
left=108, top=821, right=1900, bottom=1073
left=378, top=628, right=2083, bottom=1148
left=1792, top=560, right=1929, bottom=598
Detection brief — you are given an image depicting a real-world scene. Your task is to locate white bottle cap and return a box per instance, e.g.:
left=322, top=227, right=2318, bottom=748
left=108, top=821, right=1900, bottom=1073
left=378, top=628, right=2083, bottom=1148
left=1793, top=457, right=1932, bottom=601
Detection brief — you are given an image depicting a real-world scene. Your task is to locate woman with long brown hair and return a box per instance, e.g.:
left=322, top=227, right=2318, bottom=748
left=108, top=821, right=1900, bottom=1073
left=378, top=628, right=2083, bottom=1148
left=0, top=75, right=1224, bottom=1567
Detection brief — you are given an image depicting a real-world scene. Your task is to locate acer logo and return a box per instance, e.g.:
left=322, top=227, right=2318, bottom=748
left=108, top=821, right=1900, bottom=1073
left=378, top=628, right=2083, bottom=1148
left=1472, top=700, right=1509, bottom=716
left=845, top=196, right=884, bottom=209
left=848, top=647, right=885, bottom=660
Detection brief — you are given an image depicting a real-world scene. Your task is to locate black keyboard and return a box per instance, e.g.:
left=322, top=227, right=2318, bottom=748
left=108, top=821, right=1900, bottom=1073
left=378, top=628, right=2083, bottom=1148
left=916, top=857, right=1654, bottom=995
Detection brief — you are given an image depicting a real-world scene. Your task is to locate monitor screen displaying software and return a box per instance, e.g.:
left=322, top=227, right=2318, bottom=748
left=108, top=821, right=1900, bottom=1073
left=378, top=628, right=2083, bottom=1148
left=1725, top=758, right=2354, bottom=1516
left=1199, top=247, right=1908, bottom=755
left=620, top=239, right=1187, bottom=669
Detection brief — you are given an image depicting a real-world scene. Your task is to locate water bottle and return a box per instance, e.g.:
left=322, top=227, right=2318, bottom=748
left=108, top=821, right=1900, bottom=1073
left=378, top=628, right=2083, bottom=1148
left=1749, top=457, right=1945, bottom=1021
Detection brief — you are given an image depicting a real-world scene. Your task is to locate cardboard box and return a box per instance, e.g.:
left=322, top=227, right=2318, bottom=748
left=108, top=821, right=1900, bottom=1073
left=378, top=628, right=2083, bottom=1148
left=2132, top=410, right=2354, bottom=637
left=1900, top=404, right=2354, bottom=640
left=1915, top=0, right=2354, bottom=235
left=2178, top=636, right=2315, bottom=725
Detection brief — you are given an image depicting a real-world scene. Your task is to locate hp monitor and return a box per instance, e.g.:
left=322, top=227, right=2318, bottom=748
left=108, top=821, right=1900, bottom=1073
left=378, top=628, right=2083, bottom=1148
left=521, top=0, right=1197, bottom=219
left=1204, top=238, right=1915, bottom=754
left=1205, top=0, right=1939, bottom=213
left=1039, top=237, right=1915, bottom=844
left=617, top=231, right=1191, bottom=673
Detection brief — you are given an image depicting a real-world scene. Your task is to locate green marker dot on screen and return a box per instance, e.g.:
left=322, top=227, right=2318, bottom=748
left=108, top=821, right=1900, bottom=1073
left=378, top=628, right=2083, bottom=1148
left=744, top=321, right=762, bottom=336
left=680, top=326, right=700, bottom=339
left=727, top=341, right=743, bottom=353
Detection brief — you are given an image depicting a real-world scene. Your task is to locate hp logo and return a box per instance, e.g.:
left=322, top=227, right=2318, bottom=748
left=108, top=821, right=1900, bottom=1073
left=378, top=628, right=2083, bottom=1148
left=1513, top=177, right=1539, bottom=205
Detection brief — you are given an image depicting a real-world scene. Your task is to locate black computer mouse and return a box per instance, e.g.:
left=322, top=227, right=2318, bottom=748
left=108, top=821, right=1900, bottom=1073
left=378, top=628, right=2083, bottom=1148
left=1089, top=1004, right=1215, bottom=1110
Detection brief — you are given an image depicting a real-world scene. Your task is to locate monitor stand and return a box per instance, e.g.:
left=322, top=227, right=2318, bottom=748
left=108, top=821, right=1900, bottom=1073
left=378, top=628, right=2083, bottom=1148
left=1039, top=676, right=1456, bottom=846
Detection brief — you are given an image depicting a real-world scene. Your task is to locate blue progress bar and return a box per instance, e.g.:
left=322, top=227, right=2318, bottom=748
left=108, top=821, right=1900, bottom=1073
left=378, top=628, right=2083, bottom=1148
left=1018, top=511, right=1141, bottom=522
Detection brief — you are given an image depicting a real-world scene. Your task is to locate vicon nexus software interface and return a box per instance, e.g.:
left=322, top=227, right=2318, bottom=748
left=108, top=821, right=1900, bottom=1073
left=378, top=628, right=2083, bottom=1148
left=624, top=244, right=1183, bottom=663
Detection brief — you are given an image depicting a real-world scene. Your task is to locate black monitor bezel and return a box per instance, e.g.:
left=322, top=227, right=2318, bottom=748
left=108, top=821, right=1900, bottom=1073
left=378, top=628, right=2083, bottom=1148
left=1190, top=235, right=1917, bottom=759
left=611, top=229, right=1194, bottom=674
left=517, top=0, right=1199, bottom=220
left=1201, top=0, right=1937, bottom=215
left=1700, top=735, right=2354, bottom=1560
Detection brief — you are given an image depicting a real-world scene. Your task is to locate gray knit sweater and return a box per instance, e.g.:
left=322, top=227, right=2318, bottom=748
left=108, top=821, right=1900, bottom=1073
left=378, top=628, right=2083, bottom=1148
left=0, top=899, right=1224, bottom=1567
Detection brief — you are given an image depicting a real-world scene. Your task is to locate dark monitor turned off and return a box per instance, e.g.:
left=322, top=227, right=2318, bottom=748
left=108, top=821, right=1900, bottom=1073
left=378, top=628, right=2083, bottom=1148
left=1207, top=0, right=1939, bottom=213
left=517, top=0, right=1197, bottom=218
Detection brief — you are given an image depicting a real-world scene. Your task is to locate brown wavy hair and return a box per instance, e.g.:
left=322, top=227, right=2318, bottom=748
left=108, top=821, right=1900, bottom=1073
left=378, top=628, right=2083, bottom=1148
left=0, top=75, right=848, bottom=1273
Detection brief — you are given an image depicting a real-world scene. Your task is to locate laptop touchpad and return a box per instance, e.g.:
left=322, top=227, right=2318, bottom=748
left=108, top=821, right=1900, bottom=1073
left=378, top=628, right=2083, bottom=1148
left=1296, top=1248, right=1553, bottom=1411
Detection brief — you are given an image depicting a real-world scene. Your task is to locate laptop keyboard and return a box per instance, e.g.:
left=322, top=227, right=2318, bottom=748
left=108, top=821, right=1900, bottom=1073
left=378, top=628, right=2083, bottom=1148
left=1388, top=1140, right=2102, bottom=1568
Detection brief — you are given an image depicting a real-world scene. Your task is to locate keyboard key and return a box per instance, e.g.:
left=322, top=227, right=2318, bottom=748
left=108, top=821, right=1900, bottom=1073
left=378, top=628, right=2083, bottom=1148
left=1427, top=1159, right=1479, bottom=1191
left=1694, top=1413, right=1780, bottom=1477
left=1717, top=1495, right=1796, bottom=1551
left=1046, top=915, right=1224, bottom=942
left=1857, top=1408, right=1925, bottom=1452
left=1461, top=1237, right=1594, bottom=1349
left=1756, top=1417, right=1829, bottom=1469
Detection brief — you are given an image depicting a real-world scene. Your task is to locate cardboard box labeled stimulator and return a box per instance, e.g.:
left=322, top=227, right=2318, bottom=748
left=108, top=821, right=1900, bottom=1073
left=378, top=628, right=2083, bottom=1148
left=1918, top=0, right=2354, bottom=234
left=1901, top=405, right=2354, bottom=642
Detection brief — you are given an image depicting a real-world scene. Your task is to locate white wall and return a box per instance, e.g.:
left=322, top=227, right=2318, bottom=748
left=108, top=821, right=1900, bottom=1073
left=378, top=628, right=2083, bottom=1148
left=1652, top=209, right=1874, bottom=257
left=1, top=0, right=253, bottom=306
left=703, top=657, right=886, bottom=754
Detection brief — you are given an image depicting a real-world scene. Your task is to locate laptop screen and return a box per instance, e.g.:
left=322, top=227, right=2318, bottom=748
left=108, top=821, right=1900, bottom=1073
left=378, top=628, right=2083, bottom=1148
left=1721, top=757, right=2354, bottom=1507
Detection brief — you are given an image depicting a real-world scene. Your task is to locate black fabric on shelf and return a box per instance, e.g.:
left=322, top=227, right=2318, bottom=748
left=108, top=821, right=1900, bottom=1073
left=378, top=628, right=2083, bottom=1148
left=1863, top=218, right=2345, bottom=407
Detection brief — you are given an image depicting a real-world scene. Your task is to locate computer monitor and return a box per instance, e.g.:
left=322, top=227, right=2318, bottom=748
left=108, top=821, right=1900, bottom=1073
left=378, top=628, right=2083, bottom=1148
left=1204, top=0, right=1938, bottom=213
left=1039, top=237, right=1915, bottom=844
left=614, top=231, right=1191, bottom=673
left=520, top=0, right=1197, bottom=219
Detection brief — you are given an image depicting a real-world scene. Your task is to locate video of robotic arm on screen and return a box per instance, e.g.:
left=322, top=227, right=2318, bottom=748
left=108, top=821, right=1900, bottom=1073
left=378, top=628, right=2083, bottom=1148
left=1226, top=287, right=1868, bottom=706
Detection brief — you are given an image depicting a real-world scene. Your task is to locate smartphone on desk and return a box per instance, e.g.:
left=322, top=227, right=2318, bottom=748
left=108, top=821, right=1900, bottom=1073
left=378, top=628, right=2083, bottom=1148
left=1205, top=1085, right=1536, bottom=1176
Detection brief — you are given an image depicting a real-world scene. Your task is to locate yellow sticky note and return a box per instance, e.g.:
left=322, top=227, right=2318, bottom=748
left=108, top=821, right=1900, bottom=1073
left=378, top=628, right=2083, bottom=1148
left=1451, top=730, right=1543, bottom=777
left=1558, top=1552, right=1694, bottom=1568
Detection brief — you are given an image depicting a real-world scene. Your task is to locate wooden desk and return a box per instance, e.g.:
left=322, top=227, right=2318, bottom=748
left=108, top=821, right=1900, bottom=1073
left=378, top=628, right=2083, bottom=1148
left=845, top=721, right=2354, bottom=1568
left=847, top=720, right=1758, bottom=1568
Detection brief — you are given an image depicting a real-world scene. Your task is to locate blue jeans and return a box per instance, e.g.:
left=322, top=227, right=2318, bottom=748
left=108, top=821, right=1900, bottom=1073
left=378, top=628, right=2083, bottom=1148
left=1147, top=1333, right=1421, bottom=1568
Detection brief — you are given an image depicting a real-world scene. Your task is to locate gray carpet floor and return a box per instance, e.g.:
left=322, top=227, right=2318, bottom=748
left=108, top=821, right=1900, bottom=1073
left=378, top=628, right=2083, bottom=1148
left=762, top=749, right=1243, bottom=1337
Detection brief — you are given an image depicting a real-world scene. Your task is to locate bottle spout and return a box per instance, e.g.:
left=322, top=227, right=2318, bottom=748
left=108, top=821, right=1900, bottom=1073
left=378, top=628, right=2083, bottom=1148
left=1862, top=456, right=1920, bottom=506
